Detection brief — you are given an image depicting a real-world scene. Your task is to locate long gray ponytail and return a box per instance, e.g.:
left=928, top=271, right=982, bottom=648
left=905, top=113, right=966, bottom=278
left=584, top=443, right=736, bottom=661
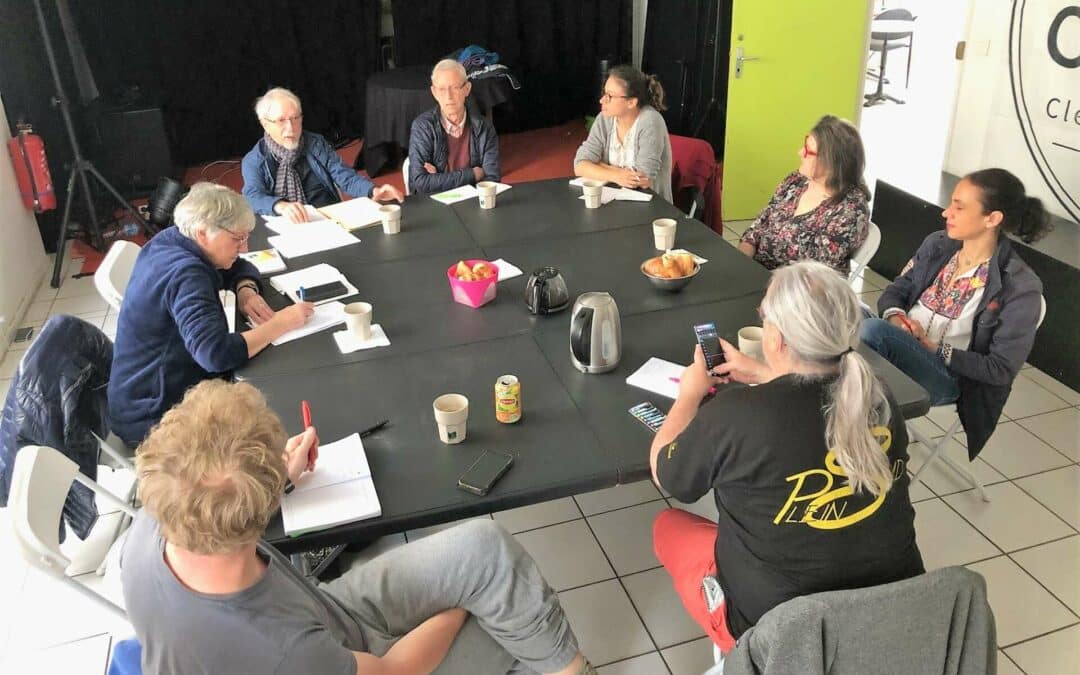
left=761, top=261, right=894, bottom=496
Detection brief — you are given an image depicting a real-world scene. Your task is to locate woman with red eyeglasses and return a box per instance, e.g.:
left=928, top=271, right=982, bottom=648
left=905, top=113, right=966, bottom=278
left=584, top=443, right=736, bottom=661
left=738, top=115, right=870, bottom=274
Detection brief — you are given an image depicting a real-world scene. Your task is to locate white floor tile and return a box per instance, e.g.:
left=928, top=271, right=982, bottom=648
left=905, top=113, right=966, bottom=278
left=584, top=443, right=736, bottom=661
left=926, top=406, right=960, bottom=430
left=1003, top=374, right=1070, bottom=420
left=622, top=567, right=705, bottom=648
left=976, top=422, right=1073, bottom=479
left=513, top=520, right=613, bottom=591
left=858, top=289, right=883, bottom=309
left=55, top=274, right=100, bottom=300
left=575, top=480, right=664, bottom=516
left=1011, top=535, right=1080, bottom=615
left=404, top=514, right=491, bottom=542
left=587, top=501, right=669, bottom=576
left=33, top=279, right=59, bottom=303
left=23, top=301, right=52, bottom=325
left=997, top=650, right=1024, bottom=675
left=0, top=632, right=112, bottom=675
left=862, top=268, right=891, bottom=290
left=1016, top=408, right=1080, bottom=462
left=908, top=440, right=1007, bottom=496
left=913, top=499, right=999, bottom=570
left=967, top=555, right=1075, bottom=646
left=49, top=293, right=109, bottom=318
left=493, top=497, right=581, bottom=534
left=1022, top=368, right=1080, bottom=406
left=849, top=272, right=878, bottom=294
left=0, top=351, right=25, bottom=380
left=1015, top=466, right=1080, bottom=530
left=558, top=579, right=655, bottom=667
left=907, top=476, right=936, bottom=503
left=660, top=636, right=717, bottom=675
left=1005, top=624, right=1080, bottom=675
left=596, top=651, right=670, bottom=675
left=946, top=482, right=1075, bottom=552
left=907, top=415, right=942, bottom=441
left=10, top=567, right=131, bottom=649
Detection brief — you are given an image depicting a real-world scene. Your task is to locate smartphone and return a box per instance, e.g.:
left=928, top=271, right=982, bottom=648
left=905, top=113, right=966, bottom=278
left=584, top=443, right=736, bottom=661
left=693, top=322, right=725, bottom=370
left=300, top=280, right=348, bottom=302
left=629, top=401, right=667, bottom=433
left=457, top=451, right=514, bottom=496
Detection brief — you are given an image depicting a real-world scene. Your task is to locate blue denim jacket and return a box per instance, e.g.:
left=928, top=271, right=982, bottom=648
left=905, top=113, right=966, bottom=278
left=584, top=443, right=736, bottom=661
left=407, top=106, right=500, bottom=195
left=241, top=131, right=375, bottom=215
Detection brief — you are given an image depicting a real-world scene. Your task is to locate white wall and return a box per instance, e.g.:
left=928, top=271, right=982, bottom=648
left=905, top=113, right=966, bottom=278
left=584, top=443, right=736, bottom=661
left=945, top=0, right=1079, bottom=223
left=0, top=93, right=49, bottom=348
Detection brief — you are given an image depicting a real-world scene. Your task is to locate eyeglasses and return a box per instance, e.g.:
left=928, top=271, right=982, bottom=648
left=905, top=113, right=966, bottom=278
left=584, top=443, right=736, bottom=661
left=432, top=82, right=468, bottom=96
left=801, top=134, right=818, bottom=158
left=263, top=114, right=303, bottom=127
left=223, top=229, right=251, bottom=244
left=600, top=91, right=631, bottom=102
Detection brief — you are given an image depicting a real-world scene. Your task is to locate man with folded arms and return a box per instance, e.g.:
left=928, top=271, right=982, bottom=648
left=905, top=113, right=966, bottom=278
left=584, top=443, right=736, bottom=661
left=122, top=379, right=597, bottom=675
left=242, top=87, right=402, bottom=223
left=407, top=59, right=500, bottom=195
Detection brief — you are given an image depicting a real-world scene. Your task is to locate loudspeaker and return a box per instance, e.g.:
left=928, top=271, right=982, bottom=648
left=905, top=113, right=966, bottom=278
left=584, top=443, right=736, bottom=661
left=92, top=100, right=175, bottom=195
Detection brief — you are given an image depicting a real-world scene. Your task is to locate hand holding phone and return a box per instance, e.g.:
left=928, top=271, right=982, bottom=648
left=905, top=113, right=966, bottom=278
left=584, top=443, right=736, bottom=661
left=457, top=451, right=514, bottom=496
left=693, top=322, right=725, bottom=371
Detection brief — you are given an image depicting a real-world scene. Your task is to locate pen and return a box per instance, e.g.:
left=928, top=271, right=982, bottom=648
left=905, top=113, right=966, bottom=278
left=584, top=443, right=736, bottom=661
left=359, top=419, right=389, bottom=438
left=285, top=401, right=315, bottom=495
left=298, top=286, right=307, bottom=302
left=669, top=376, right=717, bottom=395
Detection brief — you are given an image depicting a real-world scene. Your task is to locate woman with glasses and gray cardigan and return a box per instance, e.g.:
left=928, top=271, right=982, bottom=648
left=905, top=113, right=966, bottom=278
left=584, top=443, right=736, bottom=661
left=574, top=65, right=673, bottom=203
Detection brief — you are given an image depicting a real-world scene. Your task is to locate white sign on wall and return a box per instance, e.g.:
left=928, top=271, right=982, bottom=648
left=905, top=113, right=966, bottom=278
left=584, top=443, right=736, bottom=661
left=1009, top=1, right=1080, bottom=222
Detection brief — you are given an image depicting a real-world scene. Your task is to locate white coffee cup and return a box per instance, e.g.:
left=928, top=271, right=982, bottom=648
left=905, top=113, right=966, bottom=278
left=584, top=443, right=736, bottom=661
left=582, top=180, right=604, bottom=209
left=344, top=302, right=373, bottom=341
left=379, top=204, right=401, bottom=234
left=433, top=393, right=469, bottom=444
left=477, top=181, right=498, bottom=209
left=653, top=218, right=677, bottom=250
left=738, top=326, right=764, bottom=359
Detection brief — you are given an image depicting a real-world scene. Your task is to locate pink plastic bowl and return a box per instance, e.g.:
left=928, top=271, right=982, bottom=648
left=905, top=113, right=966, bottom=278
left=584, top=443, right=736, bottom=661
left=447, top=260, right=498, bottom=308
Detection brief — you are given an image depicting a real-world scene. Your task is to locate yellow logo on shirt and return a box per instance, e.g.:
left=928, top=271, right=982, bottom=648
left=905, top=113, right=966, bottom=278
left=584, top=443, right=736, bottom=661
left=772, top=426, right=901, bottom=530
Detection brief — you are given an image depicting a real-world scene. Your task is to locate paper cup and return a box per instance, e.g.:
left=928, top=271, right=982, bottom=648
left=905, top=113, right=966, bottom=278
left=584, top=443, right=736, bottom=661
left=582, top=180, right=604, bottom=209
left=477, top=181, right=498, bottom=209
left=379, top=204, right=401, bottom=234
left=738, top=326, right=764, bottom=359
left=433, top=393, right=469, bottom=444
left=653, top=218, right=677, bottom=251
left=344, top=302, right=373, bottom=341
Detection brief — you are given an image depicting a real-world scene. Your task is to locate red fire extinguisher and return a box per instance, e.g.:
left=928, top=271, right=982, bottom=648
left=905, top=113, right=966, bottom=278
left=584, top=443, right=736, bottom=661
left=7, top=122, right=57, bottom=213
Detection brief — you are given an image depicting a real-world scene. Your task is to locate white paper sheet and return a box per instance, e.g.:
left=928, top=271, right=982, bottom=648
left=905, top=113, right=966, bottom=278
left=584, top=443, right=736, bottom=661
left=578, top=187, right=653, bottom=204
left=282, top=432, right=382, bottom=535
left=270, top=301, right=347, bottom=346
left=668, top=249, right=708, bottom=264
left=264, top=206, right=327, bottom=234
left=317, top=197, right=385, bottom=230
left=269, top=264, right=358, bottom=304
left=268, top=222, right=360, bottom=258
left=491, top=258, right=523, bottom=281
left=333, top=324, right=391, bottom=353
left=625, top=357, right=685, bottom=399
left=430, top=182, right=512, bottom=205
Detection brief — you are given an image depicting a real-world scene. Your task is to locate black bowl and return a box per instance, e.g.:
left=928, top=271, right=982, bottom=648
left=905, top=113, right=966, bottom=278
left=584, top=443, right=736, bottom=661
left=641, top=260, right=700, bottom=292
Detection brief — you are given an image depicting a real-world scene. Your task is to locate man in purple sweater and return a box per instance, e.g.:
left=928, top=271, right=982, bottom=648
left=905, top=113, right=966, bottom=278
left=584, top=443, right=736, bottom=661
left=108, top=183, right=313, bottom=445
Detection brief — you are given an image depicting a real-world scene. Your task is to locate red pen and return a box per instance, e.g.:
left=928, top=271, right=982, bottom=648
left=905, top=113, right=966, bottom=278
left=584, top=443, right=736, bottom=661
left=669, top=376, right=717, bottom=395
left=301, top=400, right=315, bottom=466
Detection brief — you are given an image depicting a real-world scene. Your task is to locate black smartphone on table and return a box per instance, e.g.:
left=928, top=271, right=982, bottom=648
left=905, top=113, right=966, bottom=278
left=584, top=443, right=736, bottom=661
left=300, top=280, right=348, bottom=303
left=457, top=451, right=514, bottom=496
left=693, top=322, right=725, bottom=370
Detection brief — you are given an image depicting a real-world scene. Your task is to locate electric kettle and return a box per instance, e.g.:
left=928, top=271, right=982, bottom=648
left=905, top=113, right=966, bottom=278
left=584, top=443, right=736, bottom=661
left=524, top=266, right=570, bottom=315
left=570, top=292, right=622, bottom=374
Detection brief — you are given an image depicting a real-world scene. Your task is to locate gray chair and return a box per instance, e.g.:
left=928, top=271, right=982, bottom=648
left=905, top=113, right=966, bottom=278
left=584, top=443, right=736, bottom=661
left=864, top=8, right=916, bottom=106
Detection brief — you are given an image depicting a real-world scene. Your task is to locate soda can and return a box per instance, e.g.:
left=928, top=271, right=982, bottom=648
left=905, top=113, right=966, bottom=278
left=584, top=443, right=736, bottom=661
left=495, top=375, right=522, bottom=424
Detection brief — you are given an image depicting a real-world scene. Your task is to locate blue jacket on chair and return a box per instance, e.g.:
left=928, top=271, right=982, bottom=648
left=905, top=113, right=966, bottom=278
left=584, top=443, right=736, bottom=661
left=0, top=315, right=113, bottom=540
left=241, top=131, right=376, bottom=215
left=407, top=106, right=500, bottom=195
left=108, top=227, right=258, bottom=445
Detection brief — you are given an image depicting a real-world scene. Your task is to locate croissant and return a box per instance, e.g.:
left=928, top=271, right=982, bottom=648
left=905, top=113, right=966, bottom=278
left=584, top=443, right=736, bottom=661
left=644, top=257, right=666, bottom=277
left=672, top=253, right=695, bottom=276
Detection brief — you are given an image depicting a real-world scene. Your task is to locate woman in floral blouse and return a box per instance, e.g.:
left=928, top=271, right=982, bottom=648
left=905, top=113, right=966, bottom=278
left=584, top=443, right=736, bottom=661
left=738, top=115, right=869, bottom=274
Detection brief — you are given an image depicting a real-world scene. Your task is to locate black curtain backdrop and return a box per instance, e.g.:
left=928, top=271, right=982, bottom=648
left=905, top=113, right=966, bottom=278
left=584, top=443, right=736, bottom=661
left=0, top=0, right=379, bottom=250
left=390, top=0, right=632, bottom=132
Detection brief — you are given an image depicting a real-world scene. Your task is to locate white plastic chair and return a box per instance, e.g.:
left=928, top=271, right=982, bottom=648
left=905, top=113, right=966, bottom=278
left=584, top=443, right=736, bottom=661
left=848, top=221, right=882, bottom=285
left=908, top=295, right=1047, bottom=502
left=94, top=240, right=142, bottom=312
left=402, top=157, right=411, bottom=197
left=10, top=445, right=137, bottom=619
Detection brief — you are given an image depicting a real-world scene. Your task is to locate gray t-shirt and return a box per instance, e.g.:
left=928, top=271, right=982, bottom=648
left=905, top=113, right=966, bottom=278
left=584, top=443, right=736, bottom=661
left=121, top=511, right=366, bottom=674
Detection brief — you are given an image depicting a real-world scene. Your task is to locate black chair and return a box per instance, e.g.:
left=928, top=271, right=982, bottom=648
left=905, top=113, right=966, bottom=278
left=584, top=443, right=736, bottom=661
left=865, top=8, right=916, bottom=106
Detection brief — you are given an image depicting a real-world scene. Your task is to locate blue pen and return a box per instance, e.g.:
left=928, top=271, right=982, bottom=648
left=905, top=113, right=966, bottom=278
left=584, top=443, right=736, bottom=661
left=298, top=286, right=306, bottom=302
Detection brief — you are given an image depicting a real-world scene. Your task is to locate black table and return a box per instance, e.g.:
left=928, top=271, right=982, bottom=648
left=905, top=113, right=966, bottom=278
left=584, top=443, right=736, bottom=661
left=362, top=65, right=516, bottom=176
left=236, top=178, right=930, bottom=551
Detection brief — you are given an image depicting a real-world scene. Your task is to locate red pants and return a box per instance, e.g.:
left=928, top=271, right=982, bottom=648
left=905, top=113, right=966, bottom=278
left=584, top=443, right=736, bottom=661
left=653, top=507, right=736, bottom=653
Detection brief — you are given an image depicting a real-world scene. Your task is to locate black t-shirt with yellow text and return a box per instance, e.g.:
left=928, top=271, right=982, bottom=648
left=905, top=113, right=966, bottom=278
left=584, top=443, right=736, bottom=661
left=656, top=374, right=925, bottom=638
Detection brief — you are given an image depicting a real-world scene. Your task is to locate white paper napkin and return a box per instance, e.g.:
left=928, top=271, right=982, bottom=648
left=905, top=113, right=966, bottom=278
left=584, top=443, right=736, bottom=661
left=333, top=324, right=391, bottom=353
left=491, top=258, right=523, bottom=281
left=668, top=249, right=709, bottom=264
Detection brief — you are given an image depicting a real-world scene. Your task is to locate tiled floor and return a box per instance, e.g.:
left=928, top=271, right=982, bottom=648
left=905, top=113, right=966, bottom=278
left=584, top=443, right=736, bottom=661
left=2, top=243, right=1077, bottom=673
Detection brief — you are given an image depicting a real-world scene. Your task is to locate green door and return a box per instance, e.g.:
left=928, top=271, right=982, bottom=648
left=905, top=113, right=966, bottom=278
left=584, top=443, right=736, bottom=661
left=722, top=1, right=871, bottom=220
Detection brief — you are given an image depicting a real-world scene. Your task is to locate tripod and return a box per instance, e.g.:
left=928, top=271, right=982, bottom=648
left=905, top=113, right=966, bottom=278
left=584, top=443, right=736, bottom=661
left=34, top=0, right=152, bottom=289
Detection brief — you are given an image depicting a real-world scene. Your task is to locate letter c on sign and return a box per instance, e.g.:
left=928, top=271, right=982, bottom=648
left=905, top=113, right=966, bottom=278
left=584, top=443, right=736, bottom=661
left=1048, top=6, right=1080, bottom=68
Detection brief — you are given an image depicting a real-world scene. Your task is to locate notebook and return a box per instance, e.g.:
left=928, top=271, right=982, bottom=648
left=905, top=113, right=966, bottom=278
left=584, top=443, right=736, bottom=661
left=316, top=197, right=385, bottom=230
left=281, top=433, right=382, bottom=536
left=267, top=221, right=360, bottom=258
left=625, top=357, right=684, bottom=399
left=240, top=249, right=287, bottom=275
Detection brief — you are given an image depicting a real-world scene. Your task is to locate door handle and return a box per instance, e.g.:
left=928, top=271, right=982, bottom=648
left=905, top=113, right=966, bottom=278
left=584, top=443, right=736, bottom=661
left=734, top=46, right=759, bottom=79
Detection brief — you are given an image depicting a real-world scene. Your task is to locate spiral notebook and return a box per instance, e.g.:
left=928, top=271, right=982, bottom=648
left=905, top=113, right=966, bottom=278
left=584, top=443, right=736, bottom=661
left=281, top=433, right=382, bottom=536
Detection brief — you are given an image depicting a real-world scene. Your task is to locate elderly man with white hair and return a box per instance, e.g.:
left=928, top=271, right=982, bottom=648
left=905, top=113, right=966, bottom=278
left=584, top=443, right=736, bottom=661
left=108, top=183, right=315, bottom=446
left=242, top=87, right=402, bottom=223
left=407, top=59, right=500, bottom=195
